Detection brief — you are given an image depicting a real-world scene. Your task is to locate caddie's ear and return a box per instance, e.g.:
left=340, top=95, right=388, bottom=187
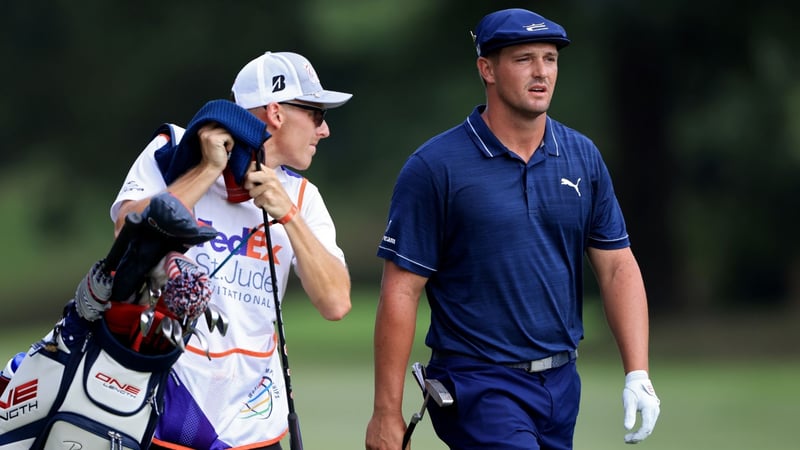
left=261, top=102, right=284, bottom=129
left=246, top=104, right=280, bottom=130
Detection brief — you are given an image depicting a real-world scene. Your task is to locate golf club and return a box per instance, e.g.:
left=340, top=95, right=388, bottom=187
left=209, top=303, right=229, bottom=336
left=140, top=308, right=155, bottom=336
left=256, top=150, right=304, bottom=450
left=171, top=318, right=185, bottom=351
left=139, top=285, right=161, bottom=336
left=102, top=211, right=143, bottom=276
left=411, top=362, right=426, bottom=391
left=190, top=327, right=212, bottom=360
left=159, top=317, right=173, bottom=346
left=402, top=363, right=454, bottom=449
left=204, top=305, right=219, bottom=333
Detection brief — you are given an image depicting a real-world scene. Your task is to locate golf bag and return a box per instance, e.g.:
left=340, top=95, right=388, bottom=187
left=0, top=306, right=181, bottom=449
left=0, top=192, right=218, bottom=449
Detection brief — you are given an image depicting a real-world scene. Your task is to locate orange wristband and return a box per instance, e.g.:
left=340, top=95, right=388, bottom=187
left=275, top=204, right=298, bottom=225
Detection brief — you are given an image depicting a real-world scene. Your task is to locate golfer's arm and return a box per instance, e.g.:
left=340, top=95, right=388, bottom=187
left=286, top=216, right=352, bottom=321
left=372, top=261, right=426, bottom=415
left=114, top=163, right=221, bottom=237
left=587, top=247, right=650, bottom=374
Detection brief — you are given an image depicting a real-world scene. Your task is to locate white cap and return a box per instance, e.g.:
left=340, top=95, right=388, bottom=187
left=231, top=51, right=352, bottom=109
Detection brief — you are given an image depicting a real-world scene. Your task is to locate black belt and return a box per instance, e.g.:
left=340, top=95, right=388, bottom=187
left=431, top=349, right=578, bottom=373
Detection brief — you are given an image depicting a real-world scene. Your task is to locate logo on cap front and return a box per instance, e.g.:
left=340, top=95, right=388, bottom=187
left=524, top=22, right=549, bottom=32
left=272, top=75, right=286, bottom=93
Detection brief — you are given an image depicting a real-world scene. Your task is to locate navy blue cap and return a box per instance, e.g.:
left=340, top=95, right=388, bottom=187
left=472, top=8, right=570, bottom=56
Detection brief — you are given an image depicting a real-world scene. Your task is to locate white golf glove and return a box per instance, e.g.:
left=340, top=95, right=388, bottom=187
left=622, top=370, right=660, bottom=444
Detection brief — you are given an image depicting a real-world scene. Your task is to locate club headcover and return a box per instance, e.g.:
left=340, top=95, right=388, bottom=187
left=110, top=192, right=217, bottom=302
left=159, top=251, right=212, bottom=323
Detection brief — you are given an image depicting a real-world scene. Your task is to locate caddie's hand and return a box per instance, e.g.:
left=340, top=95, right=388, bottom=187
left=622, top=370, right=660, bottom=444
left=197, top=123, right=234, bottom=172
left=243, top=162, right=295, bottom=222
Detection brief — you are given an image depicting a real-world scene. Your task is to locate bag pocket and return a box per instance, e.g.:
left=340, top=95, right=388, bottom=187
left=38, top=411, right=140, bottom=449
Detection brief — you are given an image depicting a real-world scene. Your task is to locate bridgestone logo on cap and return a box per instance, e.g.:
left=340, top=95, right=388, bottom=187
left=272, top=75, right=286, bottom=93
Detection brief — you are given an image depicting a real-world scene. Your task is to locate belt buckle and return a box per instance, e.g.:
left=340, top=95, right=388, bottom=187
left=527, top=356, right=553, bottom=373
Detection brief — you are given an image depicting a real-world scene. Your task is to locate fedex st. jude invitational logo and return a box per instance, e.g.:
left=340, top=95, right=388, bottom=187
left=193, top=220, right=285, bottom=309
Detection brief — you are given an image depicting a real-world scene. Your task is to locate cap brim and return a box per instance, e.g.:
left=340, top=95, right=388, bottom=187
left=480, top=37, right=570, bottom=56
left=295, top=90, right=353, bottom=109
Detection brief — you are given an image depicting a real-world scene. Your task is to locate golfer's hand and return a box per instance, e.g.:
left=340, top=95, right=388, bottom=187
left=622, top=370, right=660, bottom=444
left=365, top=411, right=407, bottom=450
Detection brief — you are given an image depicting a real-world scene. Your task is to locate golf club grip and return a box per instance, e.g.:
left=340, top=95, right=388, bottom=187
left=402, top=422, right=416, bottom=449
left=103, top=212, right=143, bottom=274
left=289, top=412, right=304, bottom=450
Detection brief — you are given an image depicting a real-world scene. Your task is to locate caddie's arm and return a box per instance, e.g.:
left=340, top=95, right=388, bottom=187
left=366, top=261, right=426, bottom=450
left=115, top=124, right=233, bottom=236
left=285, top=215, right=351, bottom=321
left=587, top=246, right=660, bottom=444
left=243, top=165, right=351, bottom=321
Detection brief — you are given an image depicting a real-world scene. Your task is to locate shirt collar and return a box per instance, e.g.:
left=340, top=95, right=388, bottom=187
left=465, top=105, right=560, bottom=158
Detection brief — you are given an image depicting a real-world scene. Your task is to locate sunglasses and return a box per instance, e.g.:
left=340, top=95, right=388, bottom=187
left=279, top=102, right=327, bottom=127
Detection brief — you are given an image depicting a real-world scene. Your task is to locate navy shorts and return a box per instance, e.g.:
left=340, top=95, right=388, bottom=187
left=424, top=355, right=581, bottom=450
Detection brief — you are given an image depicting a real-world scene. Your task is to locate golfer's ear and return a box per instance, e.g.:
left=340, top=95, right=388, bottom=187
left=477, top=57, right=495, bottom=84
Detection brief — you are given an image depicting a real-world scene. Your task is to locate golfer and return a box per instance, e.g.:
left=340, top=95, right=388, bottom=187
left=366, top=8, right=660, bottom=450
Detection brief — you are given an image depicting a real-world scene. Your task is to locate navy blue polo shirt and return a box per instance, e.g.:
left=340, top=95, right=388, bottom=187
left=377, top=106, right=630, bottom=363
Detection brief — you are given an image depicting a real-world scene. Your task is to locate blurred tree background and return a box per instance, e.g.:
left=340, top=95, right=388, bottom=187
left=1, top=0, right=799, bottom=325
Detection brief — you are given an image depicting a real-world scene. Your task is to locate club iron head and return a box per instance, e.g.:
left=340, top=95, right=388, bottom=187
left=208, top=303, right=229, bottom=336
left=159, top=317, right=174, bottom=345
left=204, top=305, right=219, bottom=331
left=216, top=310, right=229, bottom=336
left=144, top=283, right=162, bottom=308
left=140, top=308, right=155, bottom=336
left=171, top=318, right=186, bottom=351
left=190, top=328, right=212, bottom=360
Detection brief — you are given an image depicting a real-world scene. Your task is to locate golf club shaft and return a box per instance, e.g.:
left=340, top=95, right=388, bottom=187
left=401, top=421, right=416, bottom=449
left=256, top=151, right=303, bottom=450
left=403, top=393, right=429, bottom=450
left=104, top=212, right=143, bottom=274
left=289, top=412, right=303, bottom=450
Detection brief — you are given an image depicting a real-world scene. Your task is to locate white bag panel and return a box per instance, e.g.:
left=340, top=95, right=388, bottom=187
left=44, top=420, right=137, bottom=450
left=0, top=349, right=64, bottom=434
left=83, top=349, right=152, bottom=415
left=0, top=438, right=34, bottom=449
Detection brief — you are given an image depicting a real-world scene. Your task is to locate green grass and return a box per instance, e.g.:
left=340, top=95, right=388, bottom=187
left=1, top=290, right=797, bottom=449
